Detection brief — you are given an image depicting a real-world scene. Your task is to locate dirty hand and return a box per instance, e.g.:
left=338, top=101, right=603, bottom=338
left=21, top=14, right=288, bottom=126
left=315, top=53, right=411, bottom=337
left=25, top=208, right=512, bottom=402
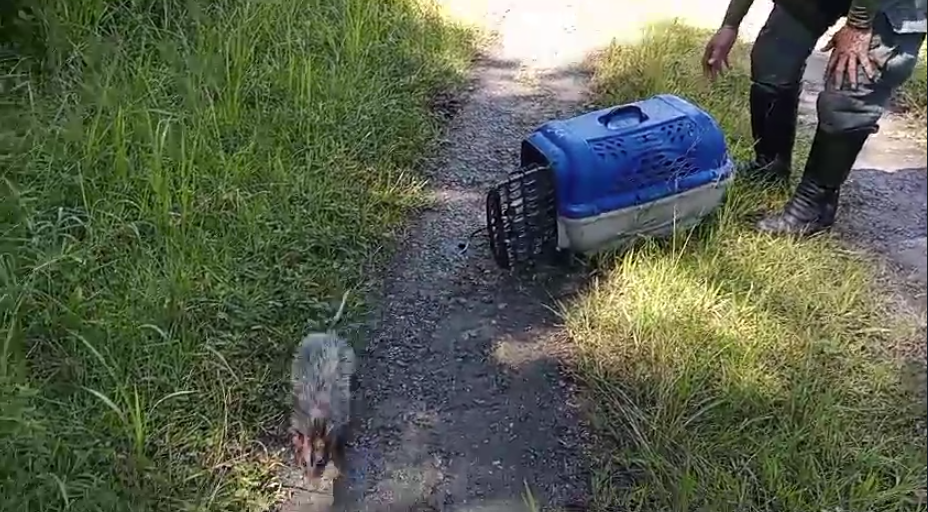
left=702, top=27, right=738, bottom=80
left=822, top=25, right=877, bottom=90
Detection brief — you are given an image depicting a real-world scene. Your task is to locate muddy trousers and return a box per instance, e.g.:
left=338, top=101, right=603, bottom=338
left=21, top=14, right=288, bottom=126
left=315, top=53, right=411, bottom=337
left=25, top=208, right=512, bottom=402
left=748, top=5, right=926, bottom=234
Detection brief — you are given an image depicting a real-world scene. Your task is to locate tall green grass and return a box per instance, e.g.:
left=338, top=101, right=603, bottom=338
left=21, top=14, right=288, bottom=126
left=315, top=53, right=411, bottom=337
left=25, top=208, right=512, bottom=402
left=0, top=0, right=474, bottom=510
left=570, top=20, right=926, bottom=512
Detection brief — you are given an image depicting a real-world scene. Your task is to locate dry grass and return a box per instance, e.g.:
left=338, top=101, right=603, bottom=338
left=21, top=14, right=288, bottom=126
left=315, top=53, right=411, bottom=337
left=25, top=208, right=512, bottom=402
left=566, top=20, right=927, bottom=512
left=0, top=0, right=475, bottom=510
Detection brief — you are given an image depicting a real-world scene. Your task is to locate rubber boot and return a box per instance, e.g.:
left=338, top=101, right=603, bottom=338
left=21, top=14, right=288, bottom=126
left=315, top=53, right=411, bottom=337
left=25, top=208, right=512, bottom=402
left=756, top=126, right=872, bottom=236
left=740, top=83, right=801, bottom=188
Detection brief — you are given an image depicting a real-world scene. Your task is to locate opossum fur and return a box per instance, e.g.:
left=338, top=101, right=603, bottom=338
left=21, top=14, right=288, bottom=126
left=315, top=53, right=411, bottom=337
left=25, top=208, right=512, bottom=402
left=290, top=331, right=355, bottom=479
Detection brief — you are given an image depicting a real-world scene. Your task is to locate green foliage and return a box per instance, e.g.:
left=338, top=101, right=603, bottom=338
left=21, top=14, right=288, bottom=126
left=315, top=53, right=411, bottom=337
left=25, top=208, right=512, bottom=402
left=0, top=0, right=475, bottom=510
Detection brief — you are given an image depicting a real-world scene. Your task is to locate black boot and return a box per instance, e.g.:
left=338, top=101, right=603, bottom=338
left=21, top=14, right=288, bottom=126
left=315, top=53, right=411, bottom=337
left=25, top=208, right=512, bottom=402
left=756, top=126, right=872, bottom=236
left=740, top=83, right=801, bottom=188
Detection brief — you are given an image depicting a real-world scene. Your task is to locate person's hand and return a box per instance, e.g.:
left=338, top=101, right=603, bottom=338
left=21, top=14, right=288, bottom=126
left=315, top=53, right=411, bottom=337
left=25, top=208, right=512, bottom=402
left=822, top=25, right=877, bottom=90
left=702, top=26, right=738, bottom=80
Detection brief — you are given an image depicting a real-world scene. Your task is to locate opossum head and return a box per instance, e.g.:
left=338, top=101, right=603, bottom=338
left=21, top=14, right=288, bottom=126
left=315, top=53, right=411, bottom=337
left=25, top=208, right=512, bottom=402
left=293, top=414, right=331, bottom=480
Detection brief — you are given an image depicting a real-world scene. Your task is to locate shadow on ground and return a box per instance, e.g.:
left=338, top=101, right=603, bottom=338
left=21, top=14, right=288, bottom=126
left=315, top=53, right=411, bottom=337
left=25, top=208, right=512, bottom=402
left=328, top=252, right=595, bottom=512
left=839, top=166, right=928, bottom=373
left=840, top=167, right=927, bottom=287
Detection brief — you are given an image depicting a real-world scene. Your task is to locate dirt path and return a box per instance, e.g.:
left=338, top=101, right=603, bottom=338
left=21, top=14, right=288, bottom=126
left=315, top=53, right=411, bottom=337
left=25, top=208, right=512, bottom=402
left=279, top=2, right=926, bottom=510
left=283, top=2, right=604, bottom=510
left=329, top=5, right=597, bottom=511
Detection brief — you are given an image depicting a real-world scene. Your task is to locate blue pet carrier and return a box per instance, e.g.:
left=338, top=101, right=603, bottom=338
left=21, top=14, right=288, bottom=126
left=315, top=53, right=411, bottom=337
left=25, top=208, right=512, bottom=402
left=486, top=94, right=734, bottom=269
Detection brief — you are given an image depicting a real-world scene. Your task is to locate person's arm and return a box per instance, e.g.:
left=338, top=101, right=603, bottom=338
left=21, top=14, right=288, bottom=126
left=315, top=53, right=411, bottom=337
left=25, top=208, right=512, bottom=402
left=721, top=0, right=755, bottom=29
left=846, top=0, right=878, bottom=29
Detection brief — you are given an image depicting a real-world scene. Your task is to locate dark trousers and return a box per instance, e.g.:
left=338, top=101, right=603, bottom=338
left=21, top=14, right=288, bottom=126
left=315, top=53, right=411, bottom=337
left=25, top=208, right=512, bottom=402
left=750, top=5, right=925, bottom=134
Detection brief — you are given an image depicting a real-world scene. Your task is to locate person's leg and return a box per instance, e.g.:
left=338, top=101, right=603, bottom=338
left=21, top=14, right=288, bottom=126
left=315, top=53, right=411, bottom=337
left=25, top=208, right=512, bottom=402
left=757, top=14, right=926, bottom=235
left=746, top=6, right=830, bottom=187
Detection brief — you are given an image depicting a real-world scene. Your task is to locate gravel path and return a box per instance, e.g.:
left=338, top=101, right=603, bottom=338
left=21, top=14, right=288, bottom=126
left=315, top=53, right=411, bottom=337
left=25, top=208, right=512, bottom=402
left=278, top=2, right=926, bottom=510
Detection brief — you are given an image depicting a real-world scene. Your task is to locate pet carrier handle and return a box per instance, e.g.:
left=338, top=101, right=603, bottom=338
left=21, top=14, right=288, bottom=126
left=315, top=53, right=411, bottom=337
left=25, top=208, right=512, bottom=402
left=598, top=105, right=648, bottom=129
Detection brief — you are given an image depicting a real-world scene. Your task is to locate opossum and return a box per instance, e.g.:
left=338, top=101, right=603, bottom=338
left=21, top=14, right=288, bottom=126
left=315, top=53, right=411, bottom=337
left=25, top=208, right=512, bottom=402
left=290, top=291, right=355, bottom=481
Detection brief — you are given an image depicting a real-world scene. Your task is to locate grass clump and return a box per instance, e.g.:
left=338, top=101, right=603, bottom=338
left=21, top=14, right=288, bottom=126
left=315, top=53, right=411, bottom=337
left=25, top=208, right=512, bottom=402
left=569, top=20, right=926, bottom=512
left=0, top=0, right=474, bottom=510
left=893, top=42, right=927, bottom=143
